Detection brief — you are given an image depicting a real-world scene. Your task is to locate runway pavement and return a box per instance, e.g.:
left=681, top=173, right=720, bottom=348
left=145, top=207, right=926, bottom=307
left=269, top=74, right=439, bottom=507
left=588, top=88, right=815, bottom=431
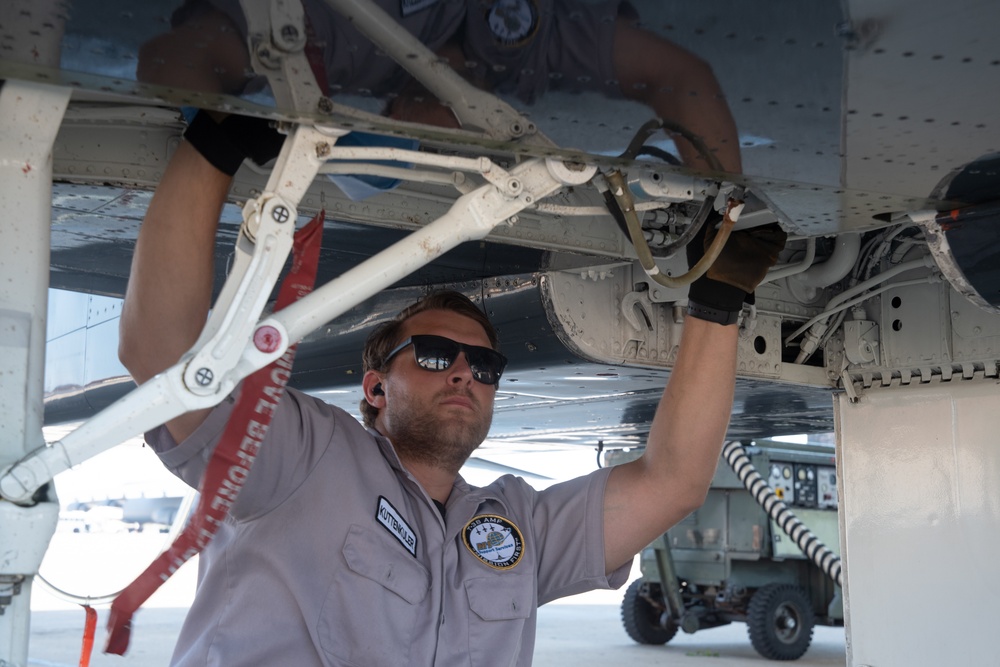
left=28, top=603, right=846, bottom=667
left=27, top=532, right=846, bottom=666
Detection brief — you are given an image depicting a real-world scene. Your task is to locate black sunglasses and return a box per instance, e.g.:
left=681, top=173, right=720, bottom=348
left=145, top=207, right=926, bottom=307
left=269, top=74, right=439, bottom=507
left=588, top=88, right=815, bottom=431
left=384, top=334, right=508, bottom=386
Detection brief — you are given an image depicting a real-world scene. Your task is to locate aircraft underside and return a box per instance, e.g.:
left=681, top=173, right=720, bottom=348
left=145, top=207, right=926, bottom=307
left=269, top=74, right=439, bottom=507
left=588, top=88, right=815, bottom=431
left=1, top=0, right=1000, bottom=664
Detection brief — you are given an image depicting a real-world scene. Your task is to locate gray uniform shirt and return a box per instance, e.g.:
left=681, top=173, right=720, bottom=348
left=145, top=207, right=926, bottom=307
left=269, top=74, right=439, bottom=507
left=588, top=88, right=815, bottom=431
left=149, top=387, right=630, bottom=666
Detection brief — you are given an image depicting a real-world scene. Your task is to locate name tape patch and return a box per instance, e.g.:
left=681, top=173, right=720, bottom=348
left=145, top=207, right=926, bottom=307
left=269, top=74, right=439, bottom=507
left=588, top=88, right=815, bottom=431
left=462, top=514, right=524, bottom=570
left=376, top=496, right=418, bottom=557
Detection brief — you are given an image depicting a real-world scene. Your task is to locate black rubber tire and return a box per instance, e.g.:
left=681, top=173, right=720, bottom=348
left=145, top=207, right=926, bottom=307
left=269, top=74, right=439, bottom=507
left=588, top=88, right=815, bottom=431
left=746, top=583, right=815, bottom=661
left=621, top=578, right=679, bottom=645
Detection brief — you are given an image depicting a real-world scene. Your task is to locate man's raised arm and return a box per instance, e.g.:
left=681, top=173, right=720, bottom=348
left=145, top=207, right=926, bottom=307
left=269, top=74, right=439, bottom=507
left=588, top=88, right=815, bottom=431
left=118, top=141, right=231, bottom=443
left=602, top=222, right=786, bottom=573
left=118, top=112, right=283, bottom=443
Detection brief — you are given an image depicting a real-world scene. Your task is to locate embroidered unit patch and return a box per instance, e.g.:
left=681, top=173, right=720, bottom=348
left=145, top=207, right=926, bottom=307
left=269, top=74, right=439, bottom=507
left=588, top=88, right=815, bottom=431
left=462, top=514, right=524, bottom=570
left=376, top=496, right=418, bottom=557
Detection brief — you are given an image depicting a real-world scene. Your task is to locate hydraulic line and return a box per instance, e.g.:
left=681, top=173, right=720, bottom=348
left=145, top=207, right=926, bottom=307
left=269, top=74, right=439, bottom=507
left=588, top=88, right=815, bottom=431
left=788, top=275, right=941, bottom=347
left=797, top=233, right=861, bottom=288
left=722, top=442, right=843, bottom=588
left=619, top=118, right=667, bottom=160
left=760, top=237, right=816, bottom=284
left=654, top=197, right=712, bottom=259
left=785, top=255, right=938, bottom=361
left=660, top=119, right=726, bottom=173
left=605, top=170, right=740, bottom=289
left=619, top=118, right=723, bottom=173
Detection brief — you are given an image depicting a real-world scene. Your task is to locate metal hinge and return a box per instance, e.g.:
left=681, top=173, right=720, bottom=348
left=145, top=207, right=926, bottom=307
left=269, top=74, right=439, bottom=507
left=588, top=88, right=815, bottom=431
left=841, top=360, right=1000, bottom=402
left=0, top=575, right=25, bottom=615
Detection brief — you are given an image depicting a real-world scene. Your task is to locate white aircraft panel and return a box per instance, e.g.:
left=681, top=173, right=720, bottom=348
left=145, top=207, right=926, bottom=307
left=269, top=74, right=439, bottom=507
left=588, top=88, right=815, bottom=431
left=837, top=379, right=1000, bottom=666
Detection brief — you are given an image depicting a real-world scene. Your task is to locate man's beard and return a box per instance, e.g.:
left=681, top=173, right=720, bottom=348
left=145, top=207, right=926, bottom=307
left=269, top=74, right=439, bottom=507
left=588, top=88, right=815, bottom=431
left=384, top=389, right=493, bottom=474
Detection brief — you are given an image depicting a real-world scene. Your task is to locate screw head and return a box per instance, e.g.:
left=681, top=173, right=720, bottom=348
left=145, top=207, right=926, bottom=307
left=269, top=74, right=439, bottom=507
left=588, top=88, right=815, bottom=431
left=194, top=367, right=214, bottom=386
left=280, top=24, right=300, bottom=41
left=271, top=205, right=290, bottom=223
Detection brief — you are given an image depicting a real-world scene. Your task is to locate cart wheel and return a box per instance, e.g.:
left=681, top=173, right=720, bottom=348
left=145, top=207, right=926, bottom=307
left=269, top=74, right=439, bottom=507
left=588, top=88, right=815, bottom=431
left=621, top=578, right=679, bottom=645
left=746, top=583, right=815, bottom=660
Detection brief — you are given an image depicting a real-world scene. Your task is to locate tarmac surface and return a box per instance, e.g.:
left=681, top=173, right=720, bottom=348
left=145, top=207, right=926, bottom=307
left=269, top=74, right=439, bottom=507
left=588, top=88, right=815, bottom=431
left=29, top=604, right=847, bottom=667
left=27, top=532, right=846, bottom=666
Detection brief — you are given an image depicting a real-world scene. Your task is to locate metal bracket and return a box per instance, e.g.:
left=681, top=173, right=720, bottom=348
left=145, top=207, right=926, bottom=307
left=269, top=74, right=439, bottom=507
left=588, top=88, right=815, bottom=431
left=0, top=576, right=24, bottom=616
left=322, top=0, right=540, bottom=141
left=0, top=124, right=597, bottom=503
left=842, top=319, right=880, bottom=366
left=621, top=290, right=653, bottom=333
left=841, top=368, right=862, bottom=403
left=239, top=0, right=543, bottom=140
left=241, top=0, right=326, bottom=113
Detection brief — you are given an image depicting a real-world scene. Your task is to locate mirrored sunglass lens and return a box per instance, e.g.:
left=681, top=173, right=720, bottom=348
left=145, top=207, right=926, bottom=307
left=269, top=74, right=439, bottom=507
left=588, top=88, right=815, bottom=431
left=472, top=368, right=497, bottom=384
left=413, top=337, right=458, bottom=371
left=466, top=348, right=503, bottom=382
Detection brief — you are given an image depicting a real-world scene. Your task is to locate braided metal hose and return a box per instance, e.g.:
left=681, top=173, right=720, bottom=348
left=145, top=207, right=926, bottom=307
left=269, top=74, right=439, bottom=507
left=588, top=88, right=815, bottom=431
left=722, top=441, right=843, bottom=588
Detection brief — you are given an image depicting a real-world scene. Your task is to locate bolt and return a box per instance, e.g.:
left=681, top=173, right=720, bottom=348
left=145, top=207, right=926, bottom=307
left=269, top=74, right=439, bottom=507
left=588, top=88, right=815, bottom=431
left=317, top=97, right=334, bottom=114
left=255, top=44, right=273, bottom=64
left=195, top=368, right=214, bottom=386
left=254, top=325, right=282, bottom=353
left=272, top=205, right=290, bottom=223
left=280, top=24, right=300, bottom=42
left=316, top=142, right=331, bottom=159
left=835, top=21, right=856, bottom=40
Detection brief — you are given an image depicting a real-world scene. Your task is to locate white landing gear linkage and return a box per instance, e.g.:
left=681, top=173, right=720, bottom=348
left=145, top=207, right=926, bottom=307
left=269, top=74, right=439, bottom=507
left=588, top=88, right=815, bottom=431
left=0, top=123, right=597, bottom=505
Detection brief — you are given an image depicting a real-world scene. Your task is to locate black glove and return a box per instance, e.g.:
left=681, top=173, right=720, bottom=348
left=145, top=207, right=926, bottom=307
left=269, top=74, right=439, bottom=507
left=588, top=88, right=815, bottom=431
left=687, top=215, right=787, bottom=318
left=183, top=110, right=285, bottom=176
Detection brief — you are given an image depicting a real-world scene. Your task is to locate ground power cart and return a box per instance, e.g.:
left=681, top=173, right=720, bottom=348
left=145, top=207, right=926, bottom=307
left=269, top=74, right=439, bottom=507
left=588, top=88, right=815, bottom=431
left=615, top=440, right=843, bottom=660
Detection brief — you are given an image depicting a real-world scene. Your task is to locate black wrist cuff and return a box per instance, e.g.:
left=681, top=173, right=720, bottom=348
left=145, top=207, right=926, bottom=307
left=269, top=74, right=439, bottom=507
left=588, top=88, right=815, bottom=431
left=183, top=111, right=245, bottom=176
left=182, top=112, right=285, bottom=177
left=686, top=300, right=740, bottom=326
left=687, top=276, right=748, bottom=312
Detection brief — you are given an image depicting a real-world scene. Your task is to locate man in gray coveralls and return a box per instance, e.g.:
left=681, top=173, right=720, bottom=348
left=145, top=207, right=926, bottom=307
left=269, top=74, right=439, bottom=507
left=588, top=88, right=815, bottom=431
left=119, top=1, right=783, bottom=664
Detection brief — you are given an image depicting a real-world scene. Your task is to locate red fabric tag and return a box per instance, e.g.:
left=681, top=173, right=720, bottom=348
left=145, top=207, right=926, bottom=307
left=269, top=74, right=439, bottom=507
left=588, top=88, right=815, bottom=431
left=79, top=605, right=97, bottom=667
left=105, top=213, right=324, bottom=655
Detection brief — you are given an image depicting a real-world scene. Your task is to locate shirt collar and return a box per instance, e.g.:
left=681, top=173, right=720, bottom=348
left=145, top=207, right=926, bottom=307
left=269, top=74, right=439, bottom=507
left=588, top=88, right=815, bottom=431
left=367, top=427, right=513, bottom=515
left=367, top=427, right=406, bottom=473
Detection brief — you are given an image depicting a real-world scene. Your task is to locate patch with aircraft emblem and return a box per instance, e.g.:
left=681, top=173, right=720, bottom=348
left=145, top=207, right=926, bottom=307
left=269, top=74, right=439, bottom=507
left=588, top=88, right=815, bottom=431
left=462, top=514, right=524, bottom=569
left=485, top=0, right=539, bottom=47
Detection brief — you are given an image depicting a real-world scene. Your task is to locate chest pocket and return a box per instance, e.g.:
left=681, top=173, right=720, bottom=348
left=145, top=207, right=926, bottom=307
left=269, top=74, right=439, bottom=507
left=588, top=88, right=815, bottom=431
left=318, top=524, right=430, bottom=666
left=465, top=573, right=535, bottom=667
